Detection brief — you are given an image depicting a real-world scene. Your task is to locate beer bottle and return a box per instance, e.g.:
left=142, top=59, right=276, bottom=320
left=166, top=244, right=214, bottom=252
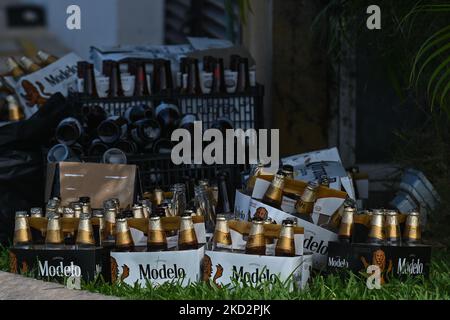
left=115, top=138, right=138, bottom=154
left=130, top=60, right=150, bottom=96
left=103, top=148, right=127, bottom=164
left=6, top=95, right=24, bottom=121
left=213, top=214, right=232, bottom=251
left=185, top=58, right=202, bottom=94
left=30, top=207, right=43, bottom=218
left=216, top=173, right=231, bottom=214
left=76, top=213, right=95, bottom=247
left=211, top=58, right=226, bottom=94
left=385, top=210, right=401, bottom=246
left=130, top=118, right=161, bottom=146
left=403, top=210, right=421, bottom=245
left=152, top=138, right=174, bottom=154
left=62, top=207, right=76, bottom=245
left=115, top=217, right=134, bottom=252
left=367, top=209, right=385, bottom=245
left=13, top=211, right=32, bottom=247
left=72, top=202, right=83, bottom=218
left=93, top=211, right=105, bottom=246
left=246, top=163, right=264, bottom=193
left=147, top=214, right=168, bottom=251
left=98, top=116, right=128, bottom=144
left=45, top=214, right=64, bottom=248
left=338, top=206, right=355, bottom=243
left=178, top=212, right=198, bottom=250
left=30, top=208, right=45, bottom=244
left=5, top=57, right=25, bottom=79
left=103, top=60, right=124, bottom=97
left=19, top=56, right=41, bottom=73
left=88, top=138, right=109, bottom=156
left=152, top=59, right=173, bottom=94
left=245, top=218, right=266, bottom=255
left=280, top=164, right=294, bottom=180
left=319, top=175, right=330, bottom=188
left=179, top=113, right=198, bottom=136
left=79, top=197, right=92, bottom=216
left=124, top=104, right=153, bottom=123
left=55, top=117, right=84, bottom=146
left=82, top=105, right=107, bottom=133
left=132, top=204, right=145, bottom=219
left=104, top=207, right=117, bottom=243
left=153, top=188, right=165, bottom=206
left=78, top=62, right=98, bottom=97
left=275, top=219, right=296, bottom=257
left=36, top=50, right=58, bottom=66
left=155, top=102, right=181, bottom=137
left=236, top=57, right=250, bottom=93
left=262, top=173, right=285, bottom=209
left=294, top=181, right=319, bottom=222
left=203, top=56, right=215, bottom=73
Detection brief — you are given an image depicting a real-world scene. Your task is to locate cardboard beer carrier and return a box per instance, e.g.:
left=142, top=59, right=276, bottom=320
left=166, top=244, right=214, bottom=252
left=110, top=216, right=206, bottom=287
left=205, top=220, right=312, bottom=290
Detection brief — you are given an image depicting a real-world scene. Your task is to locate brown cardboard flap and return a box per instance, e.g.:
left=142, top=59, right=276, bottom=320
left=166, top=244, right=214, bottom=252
left=258, top=174, right=347, bottom=199
left=128, top=216, right=205, bottom=233
left=228, top=219, right=304, bottom=238
left=54, top=162, right=137, bottom=209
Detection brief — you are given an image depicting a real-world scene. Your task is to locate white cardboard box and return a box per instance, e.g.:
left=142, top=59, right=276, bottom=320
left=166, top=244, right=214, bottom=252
left=110, top=246, right=204, bottom=287
left=204, top=250, right=312, bottom=290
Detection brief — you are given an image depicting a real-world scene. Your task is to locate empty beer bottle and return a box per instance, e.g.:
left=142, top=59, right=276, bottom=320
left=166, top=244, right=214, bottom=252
left=98, top=116, right=128, bottom=144
left=88, top=138, right=109, bottom=156
left=130, top=60, right=150, bottom=96
left=19, top=56, right=41, bottom=74
left=5, top=57, right=25, bottom=79
left=124, top=104, right=153, bottom=123
left=178, top=212, right=198, bottom=250
left=147, top=214, right=168, bottom=251
left=338, top=207, right=355, bottom=243
left=155, top=102, right=181, bottom=137
left=6, top=95, right=24, bottom=121
left=216, top=173, right=231, bottom=214
left=103, top=60, right=124, bottom=97
left=245, top=218, right=266, bottom=255
left=36, top=50, right=58, bottom=66
left=76, top=213, right=95, bottom=247
left=78, top=62, right=99, bottom=97
left=130, top=118, right=161, bottom=146
left=403, top=210, right=421, bottom=245
left=115, top=217, right=134, bottom=252
left=13, top=211, right=32, bottom=247
left=246, top=163, right=264, bottom=193
left=275, top=219, right=296, bottom=257
left=262, top=174, right=285, bottom=209
left=211, top=58, right=226, bottom=94
left=294, top=181, right=319, bottom=222
left=213, top=215, right=232, bottom=251
left=55, top=117, right=84, bottom=146
left=367, top=209, right=385, bottom=245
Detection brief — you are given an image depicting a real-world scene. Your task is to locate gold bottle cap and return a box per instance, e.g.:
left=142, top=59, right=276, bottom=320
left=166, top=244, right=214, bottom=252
left=409, top=210, right=420, bottom=217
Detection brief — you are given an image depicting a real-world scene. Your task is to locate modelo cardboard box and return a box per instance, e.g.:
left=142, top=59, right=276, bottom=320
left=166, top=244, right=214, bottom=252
left=326, top=242, right=432, bottom=282
left=203, top=220, right=311, bottom=291
left=9, top=246, right=110, bottom=285
left=110, top=216, right=206, bottom=287
left=9, top=216, right=111, bottom=285
left=234, top=176, right=347, bottom=270
left=326, top=213, right=432, bottom=282
left=45, top=162, right=142, bottom=209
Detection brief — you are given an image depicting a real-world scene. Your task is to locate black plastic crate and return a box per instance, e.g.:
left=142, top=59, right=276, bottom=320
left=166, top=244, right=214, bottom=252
left=68, top=85, right=264, bottom=130
left=81, top=153, right=244, bottom=193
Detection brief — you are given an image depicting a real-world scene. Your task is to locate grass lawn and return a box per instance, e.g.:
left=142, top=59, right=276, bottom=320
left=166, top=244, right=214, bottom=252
left=1, top=247, right=449, bottom=300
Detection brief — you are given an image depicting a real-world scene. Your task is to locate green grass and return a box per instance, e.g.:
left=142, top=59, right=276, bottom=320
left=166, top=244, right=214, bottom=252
left=2, top=246, right=449, bottom=300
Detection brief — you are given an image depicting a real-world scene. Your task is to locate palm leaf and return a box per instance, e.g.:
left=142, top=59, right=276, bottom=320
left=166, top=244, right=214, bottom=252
left=427, top=56, right=450, bottom=110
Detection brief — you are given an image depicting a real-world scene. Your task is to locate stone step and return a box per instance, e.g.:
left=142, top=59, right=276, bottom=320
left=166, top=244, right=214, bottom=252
left=0, top=271, right=119, bottom=300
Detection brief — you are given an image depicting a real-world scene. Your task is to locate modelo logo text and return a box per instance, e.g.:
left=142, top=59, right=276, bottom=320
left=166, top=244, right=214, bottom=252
left=397, top=258, right=423, bottom=275
left=44, top=65, right=78, bottom=86
left=231, top=266, right=278, bottom=284
left=38, top=260, right=81, bottom=277
left=328, top=257, right=348, bottom=268
left=304, top=236, right=328, bottom=255
left=139, top=264, right=186, bottom=280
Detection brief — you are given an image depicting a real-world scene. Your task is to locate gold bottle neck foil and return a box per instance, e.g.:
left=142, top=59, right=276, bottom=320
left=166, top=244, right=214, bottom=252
left=179, top=216, right=198, bottom=245
left=13, top=216, right=32, bottom=245
left=275, top=224, right=295, bottom=255
left=154, top=189, right=165, bottom=206
left=148, top=217, right=167, bottom=244
left=132, top=205, right=145, bottom=218
left=115, top=219, right=134, bottom=247
left=246, top=221, right=265, bottom=249
left=214, top=218, right=232, bottom=246
left=76, top=216, right=95, bottom=245
left=46, top=218, right=64, bottom=244
left=301, top=183, right=318, bottom=202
